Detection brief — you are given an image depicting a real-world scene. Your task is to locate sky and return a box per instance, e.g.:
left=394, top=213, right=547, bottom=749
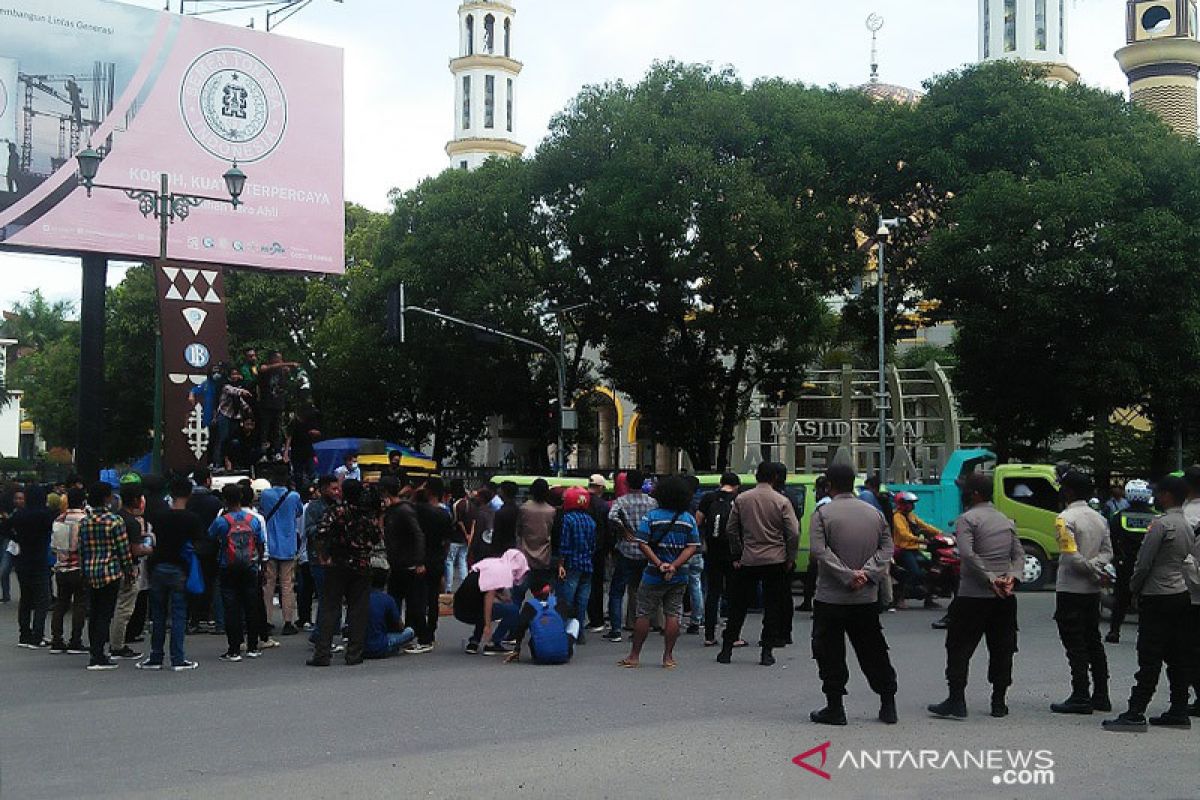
left=0, top=0, right=1137, bottom=316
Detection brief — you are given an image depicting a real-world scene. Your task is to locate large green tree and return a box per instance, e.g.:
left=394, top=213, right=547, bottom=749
left=536, top=63, right=842, bottom=470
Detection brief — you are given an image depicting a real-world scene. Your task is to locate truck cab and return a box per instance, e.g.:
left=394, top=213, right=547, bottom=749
left=891, top=449, right=1062, bottom=590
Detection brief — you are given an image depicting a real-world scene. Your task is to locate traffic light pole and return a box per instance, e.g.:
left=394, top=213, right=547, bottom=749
left=397, top=284, right=570, bottom=476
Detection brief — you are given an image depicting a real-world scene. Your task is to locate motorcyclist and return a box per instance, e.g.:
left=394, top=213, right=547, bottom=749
left=891, top=492, right=943, bottom=610
left=1106, top=479, right=1155, bottom=644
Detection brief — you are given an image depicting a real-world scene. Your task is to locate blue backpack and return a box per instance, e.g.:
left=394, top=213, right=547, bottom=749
left=528, top=594, right=570, bottom=665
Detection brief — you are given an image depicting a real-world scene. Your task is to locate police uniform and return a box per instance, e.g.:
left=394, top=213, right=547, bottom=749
left=1052, top=500, right=1113, bottom=708
left=1107, top=505, right=1154, bottom=639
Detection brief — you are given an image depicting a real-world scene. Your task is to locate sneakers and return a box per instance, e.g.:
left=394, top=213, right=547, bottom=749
left=482, top=642, right=512, bottom=656
left=219, top=652, right=243, bottom=663
left=464, top=641, right=481, bottom=655
left=280, top=622, right=299, bottom=636
left=17, top=639, right=49, bottom=650
left=332, top=643, right=346, bottom=654
left=931, top=615, right=949, bottom=630
left=404, top=643, right=434, bottom=655
left=86, top=660, right=119, bottom=671
left=110, top=647, right=142, bottom=659
left=172, top=660, right=199, bottom=671
left=245, top=649, right=263, bottom=659
left=601, top=630, right=623, bottom=643
left=587, top=623, right=607, bottom=633
left=66, top=643, right=89, bottom=655
left=301, top=622, right=314, bottom=631
left=258, top=638, right=281, bottom=649
left=135, top=659, right=163, bottom=670
left=685, top=623, right=700, bottom=635
left=1102, top=712, right=1148, bottom=733
left=928, top=697, right=968, bottom=720
left=49, top=641, right=69, bottom=654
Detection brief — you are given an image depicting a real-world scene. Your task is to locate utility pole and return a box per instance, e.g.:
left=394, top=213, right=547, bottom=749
left=876, top=215, right=901, bottom=483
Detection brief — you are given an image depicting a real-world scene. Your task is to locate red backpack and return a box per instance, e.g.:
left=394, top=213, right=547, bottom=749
left=223, top=513, right=259, bottom=568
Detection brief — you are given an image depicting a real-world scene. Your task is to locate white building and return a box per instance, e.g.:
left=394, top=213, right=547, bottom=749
left=0, top=339, right=25, bottom=459
left=979, top=0, right=1079, bottom=85
left=447, top=0, right=525, bottom=170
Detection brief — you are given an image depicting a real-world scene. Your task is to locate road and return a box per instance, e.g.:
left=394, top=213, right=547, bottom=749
left=0, top=591, right=1196, bottom=799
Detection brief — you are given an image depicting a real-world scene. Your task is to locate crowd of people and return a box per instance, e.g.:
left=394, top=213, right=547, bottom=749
left=2, top=458, right=1198, bottom=734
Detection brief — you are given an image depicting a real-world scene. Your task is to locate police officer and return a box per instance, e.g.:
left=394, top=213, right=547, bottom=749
left=808, top=464, right=897, bottom=726
left=1103, top=476, right=1196, bottom=733
left=1050, top=471, right=1114, bottom=714
left=928, top=473, right=1024, bottom=720
left=1106, top=480, right=1155, bottom=644
left=1177, top=467, right=1200, bottom=718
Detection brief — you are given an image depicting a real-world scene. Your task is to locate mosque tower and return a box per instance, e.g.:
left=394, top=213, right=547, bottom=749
left=1116, top=0, right=1200, bottom=137
left=447, top=0, right=526, bottom=170
left=979, top=0, right=1079, bottom=86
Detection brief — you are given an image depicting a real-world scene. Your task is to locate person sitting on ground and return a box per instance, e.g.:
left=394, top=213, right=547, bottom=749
left=505, top=582, right=578, bottom=665
left=453, top=548, right=528, bottom=655
left=363, top=568, right=415, bottom=659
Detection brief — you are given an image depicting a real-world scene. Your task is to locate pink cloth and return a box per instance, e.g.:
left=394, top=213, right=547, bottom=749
left=472, top=549, right=529, bottom=592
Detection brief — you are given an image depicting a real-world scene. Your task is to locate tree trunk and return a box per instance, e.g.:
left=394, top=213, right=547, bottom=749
left=715, top=346, right=747, bottom=473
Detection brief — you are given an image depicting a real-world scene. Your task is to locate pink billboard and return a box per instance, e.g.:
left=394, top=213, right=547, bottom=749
left=0, top=0, right=344, bottom=273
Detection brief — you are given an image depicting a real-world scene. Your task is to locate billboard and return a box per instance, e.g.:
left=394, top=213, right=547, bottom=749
left=0, top=0, right=344, bottom=273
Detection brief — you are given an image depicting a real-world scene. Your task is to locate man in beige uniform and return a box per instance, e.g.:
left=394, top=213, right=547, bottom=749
left=808, top=464, right=897, bottom=726
left=929, top=473, right=1024, bottom=720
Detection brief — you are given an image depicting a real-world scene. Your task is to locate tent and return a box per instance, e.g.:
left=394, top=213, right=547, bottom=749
left=313, top=438, right=437, bottom=477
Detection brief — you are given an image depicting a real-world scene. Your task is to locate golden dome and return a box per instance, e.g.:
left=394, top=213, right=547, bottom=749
left=858, top=81, right=924, bottom=105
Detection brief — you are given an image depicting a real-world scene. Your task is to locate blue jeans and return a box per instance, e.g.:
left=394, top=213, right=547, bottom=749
left=149, top=563, right=188, bottom=665
left=444, top=543, right=468, bottom=592
left=211, top=415, right=233, bottom=467
left=0, top=539, right=13, bottom=601
left=366, top=627, right=415, bottom=658
left=471, top=600, right=520, bottom=645
left=557, top=569, right=592, bottom=629
left=309, top=565, right=342, bottom=645
left=896, top=549, right=926, bottom=598
left=608, top=554, right=645, bottom=632
left=686, top=554, right=705, bottom=627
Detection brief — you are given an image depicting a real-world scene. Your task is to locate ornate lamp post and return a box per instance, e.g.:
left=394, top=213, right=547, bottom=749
left=75, top=147, right=247, bottom=473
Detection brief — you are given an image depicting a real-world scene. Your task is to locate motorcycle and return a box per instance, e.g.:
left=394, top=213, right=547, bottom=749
left=891, top=531, right=960, bottom=603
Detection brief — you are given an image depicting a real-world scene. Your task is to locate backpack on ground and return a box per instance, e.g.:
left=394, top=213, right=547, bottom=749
left=528, top=594, right=570, bottom=665
left=223, top=512, right=259, bottom=568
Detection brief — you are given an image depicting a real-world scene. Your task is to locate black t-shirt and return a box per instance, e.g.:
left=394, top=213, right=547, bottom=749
left=147, top=509, right=203, bottom=570
left=415, top=502, right=452, bottom=569
left=697, top=490, right=737, bottom=561
left=492, top=501, right=519, bottom=555
left=261, top=368, right=287, bottom=411
left=288, top=417, right=318, bottom=460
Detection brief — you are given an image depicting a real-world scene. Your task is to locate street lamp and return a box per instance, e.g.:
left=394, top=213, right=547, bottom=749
left=75, top=146, right=247, bottom=474
left=876, top=215, right=902, bottom=483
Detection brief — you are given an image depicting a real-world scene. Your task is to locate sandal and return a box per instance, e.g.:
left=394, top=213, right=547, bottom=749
left=662, top=659, right=677, bottom=669
left=703, top=639, right=718, bottom=647
left=732, top=639, right=748, bottom=648
left=617, top=658, right=640, bottom=669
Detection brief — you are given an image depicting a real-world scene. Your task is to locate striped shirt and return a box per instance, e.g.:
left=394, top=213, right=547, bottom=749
left=78, top=510, right=134, bottom=589
left=557, top=511, right=597, bottom=574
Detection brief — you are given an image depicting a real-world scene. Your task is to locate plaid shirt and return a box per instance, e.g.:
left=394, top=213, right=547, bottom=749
left=78, top=510, right=134, bottom=588
left=609, top=493, right=658, bottom=560
left=558, top=510, right=597, bottom=574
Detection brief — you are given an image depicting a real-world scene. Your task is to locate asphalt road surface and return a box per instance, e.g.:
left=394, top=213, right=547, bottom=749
left=1, top=591, right=1196, bottom=799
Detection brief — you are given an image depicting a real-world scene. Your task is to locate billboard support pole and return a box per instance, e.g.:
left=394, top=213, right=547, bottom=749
left=77, top=253, right=107, bottom=483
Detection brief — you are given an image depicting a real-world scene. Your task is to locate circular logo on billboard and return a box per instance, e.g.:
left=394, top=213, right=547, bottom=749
left=184, top=343, right=211, bottom=369
left=180, top=48, right=287, bottom=164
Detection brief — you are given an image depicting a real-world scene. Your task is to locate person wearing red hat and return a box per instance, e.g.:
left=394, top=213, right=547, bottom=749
left=557, top=488, right=598, bottom=644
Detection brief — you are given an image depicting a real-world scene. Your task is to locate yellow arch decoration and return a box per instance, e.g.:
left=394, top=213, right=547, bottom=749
left=628, top=412, right=641, bottom=444
left=577, top=385, right=624, bottom=430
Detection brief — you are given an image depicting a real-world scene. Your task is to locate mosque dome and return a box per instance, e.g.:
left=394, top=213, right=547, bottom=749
left=858, top=80, right=924, bottom=105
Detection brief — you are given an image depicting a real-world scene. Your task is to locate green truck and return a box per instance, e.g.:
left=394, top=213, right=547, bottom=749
left=889, top=449, right=1063, bottom=590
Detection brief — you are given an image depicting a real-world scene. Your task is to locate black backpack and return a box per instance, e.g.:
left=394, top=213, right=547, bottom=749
left=703, top=491, right=736, bottom=560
